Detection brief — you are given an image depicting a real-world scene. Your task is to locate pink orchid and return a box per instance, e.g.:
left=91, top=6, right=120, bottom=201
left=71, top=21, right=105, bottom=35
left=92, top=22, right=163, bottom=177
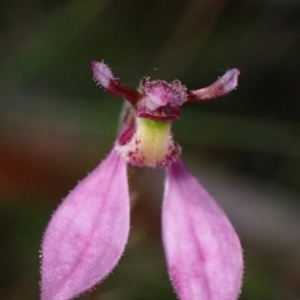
left=41, top=61, right=243, bottom=300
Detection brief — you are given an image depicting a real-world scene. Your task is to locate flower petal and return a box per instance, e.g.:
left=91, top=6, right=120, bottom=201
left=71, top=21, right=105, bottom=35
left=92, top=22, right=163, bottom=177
left=186, top=68, right=240, bottom=103
left=162, top=159, right=243, bottom=300
left=41, top=150, right=130, bottom=300
left=91, top=61, right=140, bottom=104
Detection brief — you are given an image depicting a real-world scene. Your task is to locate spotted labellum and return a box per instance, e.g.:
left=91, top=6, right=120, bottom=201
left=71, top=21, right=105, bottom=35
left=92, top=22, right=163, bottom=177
left=41, top=61, right=243, bottom=300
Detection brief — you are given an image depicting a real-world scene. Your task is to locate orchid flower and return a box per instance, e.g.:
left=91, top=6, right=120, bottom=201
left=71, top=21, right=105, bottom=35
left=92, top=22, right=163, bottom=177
left=41, top=61, right=243, bottom=300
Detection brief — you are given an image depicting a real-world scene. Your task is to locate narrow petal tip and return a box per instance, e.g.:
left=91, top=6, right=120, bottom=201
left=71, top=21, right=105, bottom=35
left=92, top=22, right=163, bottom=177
left=220, top=68, right=240, bottom=94
left=91, top=60, right=140, bottom=103
left=187, top=68, right=240, bottom=103
left=91, top=61, right=115, bottom=90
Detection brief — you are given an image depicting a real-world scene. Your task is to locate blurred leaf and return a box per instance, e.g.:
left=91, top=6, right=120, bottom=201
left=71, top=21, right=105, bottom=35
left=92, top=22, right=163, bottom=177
left=3, top=0, right=109, bottom=84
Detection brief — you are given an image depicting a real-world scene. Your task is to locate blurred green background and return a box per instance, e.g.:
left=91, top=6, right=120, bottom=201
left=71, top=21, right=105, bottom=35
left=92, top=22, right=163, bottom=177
left=1, top=0, right=300, bottom=299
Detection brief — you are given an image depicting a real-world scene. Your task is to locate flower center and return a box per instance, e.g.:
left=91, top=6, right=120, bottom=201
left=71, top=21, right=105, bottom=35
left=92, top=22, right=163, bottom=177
left=116, top=117, right=180, bottom=168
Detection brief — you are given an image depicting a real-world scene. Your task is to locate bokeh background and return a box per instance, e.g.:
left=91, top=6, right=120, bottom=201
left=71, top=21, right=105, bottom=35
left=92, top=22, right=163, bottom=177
left=1, top=0, right=300, bottom=299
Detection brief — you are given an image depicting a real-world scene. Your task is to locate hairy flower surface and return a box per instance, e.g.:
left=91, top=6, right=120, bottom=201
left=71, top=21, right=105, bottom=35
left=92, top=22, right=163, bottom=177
left=41, top=61, right=243, bottom=300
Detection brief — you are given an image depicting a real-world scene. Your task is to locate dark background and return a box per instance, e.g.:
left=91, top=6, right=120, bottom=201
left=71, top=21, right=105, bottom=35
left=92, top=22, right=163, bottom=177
left=1, top=0, right=300, bottom=299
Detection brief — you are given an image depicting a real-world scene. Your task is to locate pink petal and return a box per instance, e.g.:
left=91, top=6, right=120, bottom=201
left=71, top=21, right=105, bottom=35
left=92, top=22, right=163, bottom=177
left=41, top=150, right=130, bottom=300
left=162, top=159, right=243, bottom=300
left=187, top=69, right=240, bottom=103
left=91, top=61, right=140, bottom=104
